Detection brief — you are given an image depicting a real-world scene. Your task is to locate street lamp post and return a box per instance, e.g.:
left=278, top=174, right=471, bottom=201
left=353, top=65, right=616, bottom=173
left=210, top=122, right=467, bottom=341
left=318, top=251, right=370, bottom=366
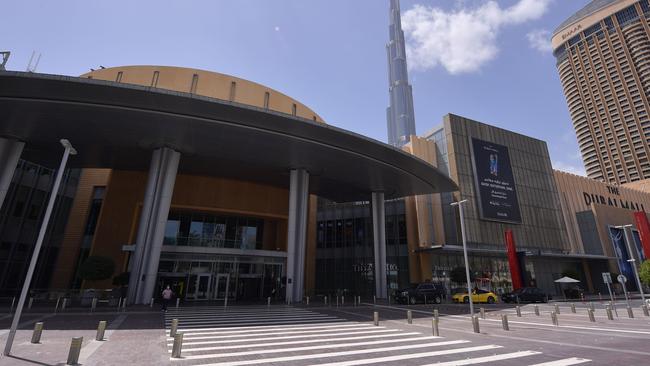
left=616, top=225, right=646, bottom=304
left=3, top=139, right=76, bottom=356
left=451, top=199, right=474, bottom=316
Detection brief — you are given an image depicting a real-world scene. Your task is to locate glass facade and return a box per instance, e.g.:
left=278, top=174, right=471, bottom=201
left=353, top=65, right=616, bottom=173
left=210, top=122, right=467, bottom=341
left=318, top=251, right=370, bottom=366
left=314, top=199, right=409, bottom=297
left=156, top=254, right=284, bottom=301
left=156, top=210, right=281, bottom=301
left=430, top=252, right=515, bottom=296
left=0, top=160, right=79, bottom=295
left=163, top=210, right=264, bottom=250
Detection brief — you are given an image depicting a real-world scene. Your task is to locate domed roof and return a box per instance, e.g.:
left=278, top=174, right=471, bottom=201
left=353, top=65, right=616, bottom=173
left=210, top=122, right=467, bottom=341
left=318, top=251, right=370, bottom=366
left=553, top=0, right=619, bottom=35
left=82, top=65, right=324, bottom=123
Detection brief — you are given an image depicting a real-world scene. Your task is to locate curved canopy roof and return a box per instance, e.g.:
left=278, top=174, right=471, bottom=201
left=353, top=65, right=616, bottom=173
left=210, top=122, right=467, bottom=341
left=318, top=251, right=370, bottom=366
left=0, top=71, right=457, bottom=202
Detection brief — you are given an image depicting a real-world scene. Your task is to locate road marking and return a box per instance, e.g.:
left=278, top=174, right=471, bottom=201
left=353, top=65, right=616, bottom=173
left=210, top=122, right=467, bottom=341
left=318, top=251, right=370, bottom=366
left=171, top=323, right=374, bottom=336
left=418, top=350, right=542, bottom=366
left=174, top=325, right=383, bottom=339
left=167, top=320, right=350, bottom=333
left=300, top=345, right=503, bottom=366
left=174, top=329, right=403, bottom=345
left=173, top=319, right=345, bottom=329
left=180, top=336, right=464, bottom=359
left=186, top=344, right=501, bottom=365
left=175, top=331, right=423, bottom=350
left=528, top=357, right=592, bottom=366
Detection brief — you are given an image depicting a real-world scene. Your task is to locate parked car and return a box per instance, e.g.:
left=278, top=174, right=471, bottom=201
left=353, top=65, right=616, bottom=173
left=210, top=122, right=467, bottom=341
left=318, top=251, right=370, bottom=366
left=394, top=283, right=446, bottom=304
left=501, top=287, right=550, bottom=303
left=452, top=289, right=498, bottom=304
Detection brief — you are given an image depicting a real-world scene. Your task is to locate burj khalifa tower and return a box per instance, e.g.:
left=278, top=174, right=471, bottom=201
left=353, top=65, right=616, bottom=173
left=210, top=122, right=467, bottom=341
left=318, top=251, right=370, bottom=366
left=386, top=0, right=416, bottom=148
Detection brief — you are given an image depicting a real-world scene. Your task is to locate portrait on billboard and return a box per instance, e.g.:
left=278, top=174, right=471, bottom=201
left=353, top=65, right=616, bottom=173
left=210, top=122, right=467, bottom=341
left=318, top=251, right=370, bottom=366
left=469, top=138, right=522, bottom=224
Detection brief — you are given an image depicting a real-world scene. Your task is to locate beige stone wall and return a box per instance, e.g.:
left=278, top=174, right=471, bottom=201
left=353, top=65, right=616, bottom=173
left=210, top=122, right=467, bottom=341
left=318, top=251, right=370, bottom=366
left=623, top=178, right=650, bottom=193
left=554, top=170, right=650, bottom=255
left=82, top=65, right=324, bottom=123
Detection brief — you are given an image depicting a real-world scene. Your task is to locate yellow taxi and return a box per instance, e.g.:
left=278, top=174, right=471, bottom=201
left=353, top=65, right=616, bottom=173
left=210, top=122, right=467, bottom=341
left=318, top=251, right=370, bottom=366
left=452, top=289, right=498, bottom=304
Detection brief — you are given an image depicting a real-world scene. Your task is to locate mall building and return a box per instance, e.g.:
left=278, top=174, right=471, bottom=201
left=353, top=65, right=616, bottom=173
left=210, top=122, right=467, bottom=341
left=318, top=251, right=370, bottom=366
left=2, top=65, right=650, bottom=303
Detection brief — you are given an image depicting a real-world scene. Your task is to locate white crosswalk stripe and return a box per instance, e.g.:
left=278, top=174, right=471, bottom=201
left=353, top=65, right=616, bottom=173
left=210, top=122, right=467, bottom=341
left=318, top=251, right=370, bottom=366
left=165, top=305, right=592, bottom=366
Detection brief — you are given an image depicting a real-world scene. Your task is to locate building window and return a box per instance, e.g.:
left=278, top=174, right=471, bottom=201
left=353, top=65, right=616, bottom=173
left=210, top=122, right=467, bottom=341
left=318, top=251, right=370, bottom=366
left=229, top=81, right=237, bottom=102
left=151, top=71, right=160, bottom=87
left=190, top=74, right=199, bottom=94
left=615, top=5, right=638, bottom=27
left=264, top=92, right=270, bottom=109
left=292, top=103, right=297, bottom=116
left=115, top=71, right=123, bottom=83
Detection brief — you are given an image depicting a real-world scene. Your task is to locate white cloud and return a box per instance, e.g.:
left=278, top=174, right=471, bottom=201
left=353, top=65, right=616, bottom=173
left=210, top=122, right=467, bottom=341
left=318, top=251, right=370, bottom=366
left=552, top=161, right=586, bottom=176
left=526, top=29, right=552, bottom=53
left=401, top=0, right=552, bottom=74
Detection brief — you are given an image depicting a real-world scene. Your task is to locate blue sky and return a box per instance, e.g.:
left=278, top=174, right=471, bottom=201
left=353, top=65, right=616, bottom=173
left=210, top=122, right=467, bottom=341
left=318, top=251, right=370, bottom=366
left=3, top=0, right=589, bottom=174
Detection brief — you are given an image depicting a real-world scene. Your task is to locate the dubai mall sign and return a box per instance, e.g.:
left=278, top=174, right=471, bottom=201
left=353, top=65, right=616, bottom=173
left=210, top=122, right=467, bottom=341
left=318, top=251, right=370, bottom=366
left=470, top=138, right=522, bottom=224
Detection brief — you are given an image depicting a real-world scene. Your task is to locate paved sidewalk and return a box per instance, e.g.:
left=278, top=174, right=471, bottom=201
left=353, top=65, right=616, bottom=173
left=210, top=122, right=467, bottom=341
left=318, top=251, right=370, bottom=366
left=0, top=310, right=168, bottom=365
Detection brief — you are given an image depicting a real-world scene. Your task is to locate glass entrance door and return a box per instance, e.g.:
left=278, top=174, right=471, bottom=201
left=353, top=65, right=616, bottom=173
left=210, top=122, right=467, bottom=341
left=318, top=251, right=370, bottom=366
left=215, top=273, right=230, bottom=300
left=195, top=274, right=211, bottom=300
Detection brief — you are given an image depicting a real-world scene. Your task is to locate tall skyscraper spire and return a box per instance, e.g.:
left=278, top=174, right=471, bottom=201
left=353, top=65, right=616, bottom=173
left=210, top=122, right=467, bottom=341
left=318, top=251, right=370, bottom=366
left=386, top=0, right=416, bottom=148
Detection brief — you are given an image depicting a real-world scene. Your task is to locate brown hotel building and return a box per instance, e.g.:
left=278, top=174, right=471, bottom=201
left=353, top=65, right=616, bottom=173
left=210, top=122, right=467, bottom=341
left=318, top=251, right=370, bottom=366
left=553, top=0, right=650, bottom=185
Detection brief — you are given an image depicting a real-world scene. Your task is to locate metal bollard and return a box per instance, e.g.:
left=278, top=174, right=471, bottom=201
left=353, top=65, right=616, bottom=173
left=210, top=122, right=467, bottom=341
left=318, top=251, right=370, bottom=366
left=472, top=315, right=480, bottom=333
left=554, top=303, right=560, bottom=314
left=31, top=322, right=44, bottom=343
left=336, top=296, right=339, bottom=307
left=117, top=297, right=122, bottom=310
left=432, top=317, right=439, bottom=336
left=171, top=332, right=183, bottom=359
left=373, top=311, right=379, bottom=326
left=551, top=311, right=559, bottom=326
left=571, top=303, right=576, bottom=313
left=627, top=306, right=634, bottom=318
left=642, top=304, right=649, bottom=317
left=588, top=309, right=595, bottom=322
left=589, top=302, right=595, bottom=312
left=306, top=296, right=310, bottom=306
left=354, top=296, right=357, bottom=307
left=150, top=298, right=154, bottom=308
left=122, top=297, right=127, bottom=311
left=170, top=318, right=179, bottom=337
left=91, top=297, right=98, bottom=312
left=267, top=297, right=271, bottom=307
left=176, top=297, right=180, bottom=308
left=62, top=298, right=67, bottom=311
left=373, top=295, right=376, bottom=305
left=606, top=305, right=614, bottom=320
left=501, top=314, right=509, bottom=331
left=480, top=307, right=485, bottom=319
left=407, top=310, right=412, bottom=324
left=516, top=306, right=521, bottom=317
left=358, top=295, right=361, bottom=305
left=96, top=320, right=107, bottom=341
left=28, top=297, right=34, bottom=309
left=325, top=296, right=328, bottom=306
left=534, top=305, right=540, bottom=316
left=342, top=295, right=345, bottom=306
left=67, top=336, right=83, bottom=365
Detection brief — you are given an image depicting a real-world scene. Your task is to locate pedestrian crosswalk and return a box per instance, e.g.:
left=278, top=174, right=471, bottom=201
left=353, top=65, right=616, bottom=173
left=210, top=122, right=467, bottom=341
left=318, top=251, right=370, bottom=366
left=164, top=305, right=591, bottom=366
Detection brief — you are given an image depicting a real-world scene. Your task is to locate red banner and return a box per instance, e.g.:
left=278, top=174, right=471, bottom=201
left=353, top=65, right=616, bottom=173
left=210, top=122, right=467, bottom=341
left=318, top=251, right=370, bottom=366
left=505, top=229, right=523, bottom=290
left=633, top=211, right=650, bottom=260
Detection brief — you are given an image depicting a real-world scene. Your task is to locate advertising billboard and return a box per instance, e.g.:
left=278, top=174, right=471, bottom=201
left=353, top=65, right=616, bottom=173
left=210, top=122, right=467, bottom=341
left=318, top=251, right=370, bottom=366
left=608, top=226, right=635, bottom=289
left=470, top=138, right=522, bottom=223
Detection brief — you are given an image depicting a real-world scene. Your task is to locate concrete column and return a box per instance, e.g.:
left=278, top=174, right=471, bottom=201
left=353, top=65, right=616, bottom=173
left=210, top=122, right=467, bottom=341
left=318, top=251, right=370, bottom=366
left=0, top=137, right=24, bottom=210
left=127, top=147, right=180, bottom=304
left=372, top=192, right=387, bottom=299
left=286, top=169, right=309, bottom=303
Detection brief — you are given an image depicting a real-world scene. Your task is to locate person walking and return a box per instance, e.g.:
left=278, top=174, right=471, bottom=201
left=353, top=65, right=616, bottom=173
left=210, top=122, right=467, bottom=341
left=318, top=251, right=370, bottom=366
left=162, top=285, right=174, bottom=312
